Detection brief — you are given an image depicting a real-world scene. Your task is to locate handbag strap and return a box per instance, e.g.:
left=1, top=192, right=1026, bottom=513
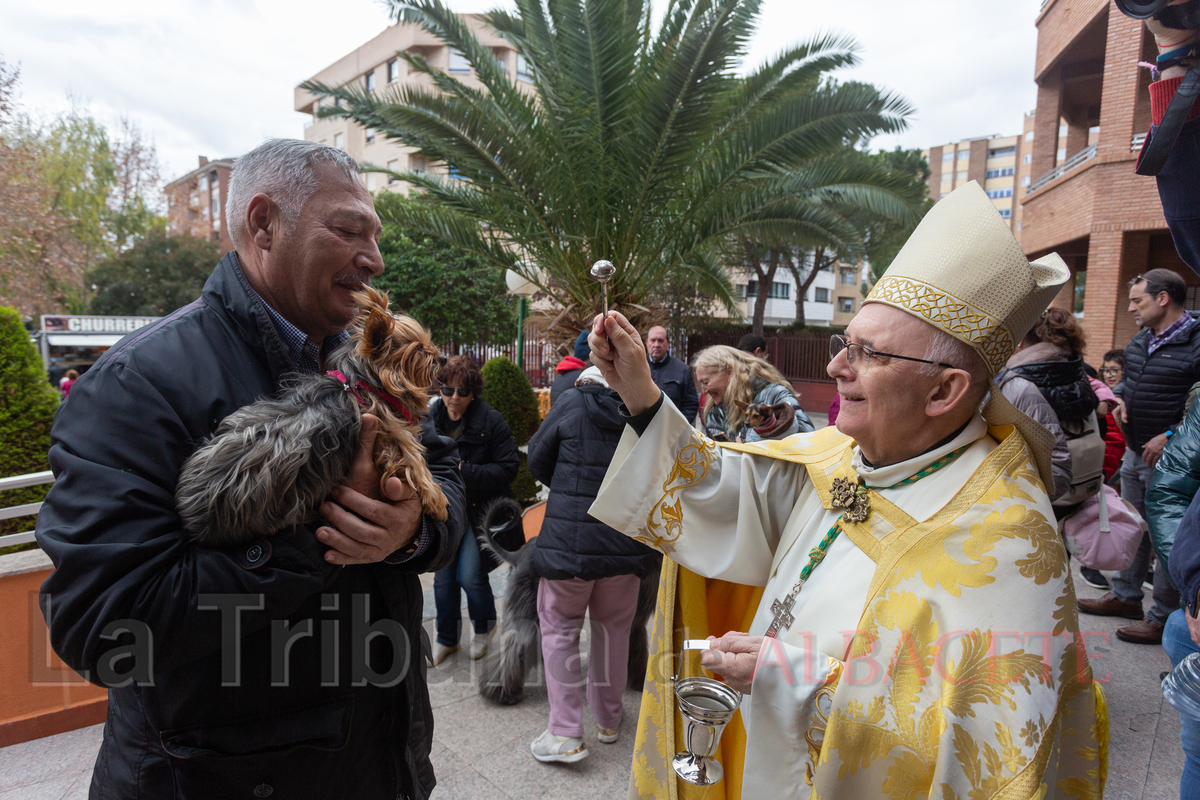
left=1097, top=485, right=1110, bottom=534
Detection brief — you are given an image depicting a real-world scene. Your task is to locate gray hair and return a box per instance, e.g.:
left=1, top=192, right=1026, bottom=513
left=919, top=327, right=991, bottom=406
left=226, top=139, right=362, bottom=251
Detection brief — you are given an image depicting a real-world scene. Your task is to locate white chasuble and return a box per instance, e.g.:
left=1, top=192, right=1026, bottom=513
left=591, top=397, right=1108, bottom=800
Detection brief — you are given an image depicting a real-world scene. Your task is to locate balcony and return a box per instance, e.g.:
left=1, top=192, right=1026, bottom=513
left=1027, top=143, right=1097, bottom=194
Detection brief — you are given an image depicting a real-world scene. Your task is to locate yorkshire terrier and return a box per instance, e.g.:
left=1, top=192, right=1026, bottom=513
left=744, top=401, right=796, bottom=439
left=175, top=286, right=448, bottom=547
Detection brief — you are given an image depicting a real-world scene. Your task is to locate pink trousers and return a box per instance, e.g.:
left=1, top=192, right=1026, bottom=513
left=537, top=574, right=641, bottom=738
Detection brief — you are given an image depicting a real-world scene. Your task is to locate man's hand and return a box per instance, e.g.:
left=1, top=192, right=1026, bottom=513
left=1113, top=396, right=1128, bottom=426
left=1187, top=606, right=1200, bottom=648
left=317, top=413, right=423, bottom=565
left=588, top=311, right=661, bottom=415
left=699, top=632, right=762, bottom=695
left=1142, top=431, right=1171, bottom=467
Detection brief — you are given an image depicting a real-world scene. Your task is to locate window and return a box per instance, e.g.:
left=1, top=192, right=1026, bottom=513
left=735, top=284, right=746, bottom=302
left=449, top=50, right=470, bottom=73
left=201, top=206, right=209, bottom=221
left=1058, top=124, right=1068, bottom=137
left=334, top=133, right=345, bottom=150
left=365, top=71, right=375, bottom=93
left=986, top=188, right=1013, bottom=199
left=999, top=208, right=1012, bottom=219
left=387, top=159, right=399, bottom=184
left=942, top=151, right=954, bottom=162
left=366, top=129, right=375, bottom=144
left=746, top=281, right=789, bottom=299
left=839, top=267, right=857, bottom=285
left=495, top=53, right=507, bottom=73
left=516, top=53, right=533, bottom=81
left=956, top=171, right=967, bottom=182
left=410, top=156, right=427, bottom=174
left=1022, top=175, right=1031, bottom=186
left=1023, top=153, right=1032, bottom=164
left=838, top=297, right=854, bottom=313
left=198, top=175, right=208, bottom=191
left=211, top=195, right=220, bottom=219
left=987, top=146, right=1016, bottom=158
left=814, top=287, right=829, bottom=303
left=388, top=59, right=399, bottom=82
left=1025, top=131, right=1034, bottom=141
left=1056, top=148, right=1066, bottom=161
left=210, top=170, right=218, bottom=186
left=334, top=97, right=343, bottom=108
left=985, top=167, right=1014, bottom=178
left=956, top=151, right=969, bottom=162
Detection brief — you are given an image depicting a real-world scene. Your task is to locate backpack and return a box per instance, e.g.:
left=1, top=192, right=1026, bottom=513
left=1053, top=411, right=1105, bottom=507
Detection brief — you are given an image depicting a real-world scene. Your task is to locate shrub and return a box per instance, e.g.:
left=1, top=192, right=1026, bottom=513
left=480, top=357, right=539, bottom=447
left=480, top=357, right=542, bottom=504
left=0, top=307, right=59, bottom=549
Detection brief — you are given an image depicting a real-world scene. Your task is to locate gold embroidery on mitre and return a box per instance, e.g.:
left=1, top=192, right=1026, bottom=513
left=867, top=275, right=1015, bottom=374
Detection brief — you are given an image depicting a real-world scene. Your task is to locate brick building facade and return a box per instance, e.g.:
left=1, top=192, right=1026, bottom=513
left=1021, top=0, right=1199, bottom=353
left=164, top=156, right=235, bottom=253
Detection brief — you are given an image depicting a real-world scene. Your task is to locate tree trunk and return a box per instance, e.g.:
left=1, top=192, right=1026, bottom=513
left=750, top=244, right=781, bottom=336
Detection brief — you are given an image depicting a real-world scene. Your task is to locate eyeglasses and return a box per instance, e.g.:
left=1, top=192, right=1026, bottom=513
left=1099, top=367, right=1121, bottom=376
left=440, top=386, right=472, bottom=398
left=829, top=334, right=955, bottom=376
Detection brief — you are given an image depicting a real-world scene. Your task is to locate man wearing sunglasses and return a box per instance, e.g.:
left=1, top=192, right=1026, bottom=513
left=586, top=183, right=1106, bottom=798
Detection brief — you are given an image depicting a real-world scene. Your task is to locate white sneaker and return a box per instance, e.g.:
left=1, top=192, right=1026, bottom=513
left=468, top=629, right=495, bottom=660
left=597, top=726, right=619, bottom=744
left=530, top=730, right=588, bottom=763
left=429, top=642, right=458, bottom=666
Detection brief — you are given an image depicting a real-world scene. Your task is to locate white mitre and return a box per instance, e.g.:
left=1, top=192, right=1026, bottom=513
left=863, top=180, right=1070, bottom=489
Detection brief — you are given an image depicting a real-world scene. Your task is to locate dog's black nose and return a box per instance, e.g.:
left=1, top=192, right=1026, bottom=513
left=437, top=354, right=448, bottom=367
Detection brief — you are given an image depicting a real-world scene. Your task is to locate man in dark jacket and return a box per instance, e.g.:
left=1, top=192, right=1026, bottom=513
left=549, top=329, right=591, bottom=406
left=34, top=140, right=465, bottom=800
left=646, top=325, right=699, bottom=424
left=1080, top=268, right=1200, bottom=644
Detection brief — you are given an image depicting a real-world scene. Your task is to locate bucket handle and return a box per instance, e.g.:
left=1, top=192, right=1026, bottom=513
left=675, top=639, right=712, bottom=684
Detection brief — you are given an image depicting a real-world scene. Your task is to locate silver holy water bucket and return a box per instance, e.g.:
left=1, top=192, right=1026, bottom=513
left=671, top=640, right=743, bottom=786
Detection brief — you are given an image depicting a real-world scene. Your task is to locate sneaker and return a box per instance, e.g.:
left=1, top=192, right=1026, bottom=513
left=1079, top=567, right=1110, bottom=590
left=429, top=641, right=459, bottom=666
left=597, top=726, right=619, bottom=744
left=531, top=730, right=588, bottom=763
left=468, top=629, right=495, bottom=660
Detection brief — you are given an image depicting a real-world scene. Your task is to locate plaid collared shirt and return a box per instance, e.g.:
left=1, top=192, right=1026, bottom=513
left=248, top=286, right=350, bottom=374
left=248, top=286, right=433, bottom=562
left=1148, top=313, right=1196, bottom=356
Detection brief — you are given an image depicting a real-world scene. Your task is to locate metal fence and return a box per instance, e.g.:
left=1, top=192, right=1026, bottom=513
left=685, top=332, right=835, bottom=384
left=0, top=471, right=54, bottom=550
left=438, top=320, right=554, bottom=388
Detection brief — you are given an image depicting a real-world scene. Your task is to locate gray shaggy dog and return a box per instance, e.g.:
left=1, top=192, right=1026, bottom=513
left=175, top=287, right=446, bottom=546
left=475, top=498, right=658, bottom=706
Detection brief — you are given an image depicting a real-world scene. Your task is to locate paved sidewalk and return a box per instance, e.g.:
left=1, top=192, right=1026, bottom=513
left=0, top=559, right=1187, bottom=799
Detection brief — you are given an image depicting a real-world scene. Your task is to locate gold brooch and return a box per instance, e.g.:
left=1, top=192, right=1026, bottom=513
left=830, top=476, right=870, bottom=523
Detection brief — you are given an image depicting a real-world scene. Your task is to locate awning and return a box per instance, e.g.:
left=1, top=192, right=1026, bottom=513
left=46, top=334, right=124, bottom=347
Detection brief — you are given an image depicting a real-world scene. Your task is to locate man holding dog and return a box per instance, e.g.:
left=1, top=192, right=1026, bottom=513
left=588, top=183, right=1106, bottom=797
left=35, top=139, right=466, bottom=799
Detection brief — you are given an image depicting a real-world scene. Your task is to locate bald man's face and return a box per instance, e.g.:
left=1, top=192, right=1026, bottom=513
left=647, top=327, right=669, bottom=362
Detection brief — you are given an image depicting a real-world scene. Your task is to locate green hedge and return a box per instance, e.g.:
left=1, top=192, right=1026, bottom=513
left=480, top=357, right=542, bottom=503
left=0, top=307, right=59, bottom=551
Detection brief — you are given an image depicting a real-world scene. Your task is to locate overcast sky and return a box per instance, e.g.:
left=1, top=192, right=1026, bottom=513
left=0, top=0, right=1045, bottom=183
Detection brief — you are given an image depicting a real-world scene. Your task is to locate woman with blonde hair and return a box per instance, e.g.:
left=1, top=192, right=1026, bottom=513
left=693, top=344, right=814, bottom=442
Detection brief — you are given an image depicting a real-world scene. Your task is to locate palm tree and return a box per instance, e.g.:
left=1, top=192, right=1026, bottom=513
left=303, top=0, right=921, bottom=331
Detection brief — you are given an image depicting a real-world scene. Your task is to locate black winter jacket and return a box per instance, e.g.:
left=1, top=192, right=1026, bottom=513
left=430, top=396, right=519, bottom=524
left=527, top=384, right=661, bottom=581
left=1121, top=312, right=1200, bottom=450
left=648, top=355, right=700, bottom=423
left=34, top=253, right=466, bottom=800
left=1000, top=353, right=1098, bottom=424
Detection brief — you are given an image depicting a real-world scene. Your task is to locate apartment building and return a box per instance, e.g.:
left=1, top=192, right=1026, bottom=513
left=1020, top=0, right=1199, bottom=352
left=295, top=15, right=529, bottom=192
left=923, top=134, right=1028, bottom=231
left=164, top=156, right=235, bottom=252
left=831, top=262, right=869, bottom=327
left=732, top=265, right=836, bottom=327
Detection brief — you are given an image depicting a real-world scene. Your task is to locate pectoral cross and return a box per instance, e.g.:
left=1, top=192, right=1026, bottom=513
left=765, top=585, right=800, bottom=639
